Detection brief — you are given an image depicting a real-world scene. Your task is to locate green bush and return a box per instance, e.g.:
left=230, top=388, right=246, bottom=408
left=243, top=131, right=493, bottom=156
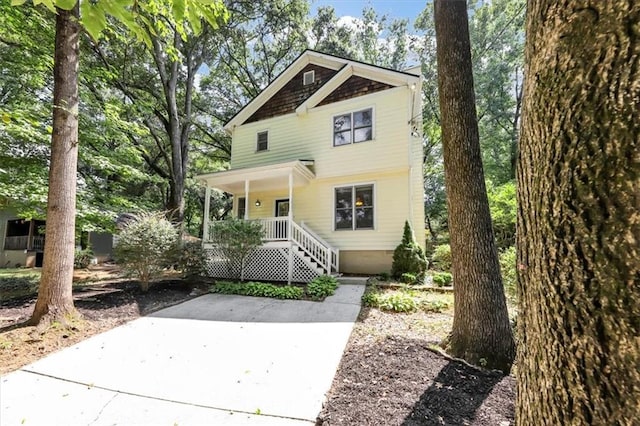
left=401, top=272, right=417, bottom=284
left=175, top=239, right=206, bottom=279
left=391, top=221, right=428, bottom=281
left=306, top=275, right=339, bottom=300
left=211, top=281, right=303, bottom=300
left=432, top=271, right=453, bottom=287
left=378, top=272, right=390, bottom=281
left=431, top=244, right=452, bottom=271
left=419, top=299, right=450, bottom=313
left=362, top=289, right=418, bottom=313
left=113, top=212, right=179, bottom=291
left=210, top=218, right=264, bottom=280
left=499, top=246, right=517, bottom=302
left=488, top=181, right=516, bottom=249
left=74, top=248, right=94, bottom=269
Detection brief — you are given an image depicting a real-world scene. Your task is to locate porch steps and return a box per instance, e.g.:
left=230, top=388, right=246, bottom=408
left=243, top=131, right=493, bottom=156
left=293, top=245, right=326, bottom=276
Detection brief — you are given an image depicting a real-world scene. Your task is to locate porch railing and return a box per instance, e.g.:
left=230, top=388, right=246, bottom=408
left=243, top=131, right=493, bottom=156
left=3, top=235, right=45, bottom=250
left=207, top=217, right=339, bottom=274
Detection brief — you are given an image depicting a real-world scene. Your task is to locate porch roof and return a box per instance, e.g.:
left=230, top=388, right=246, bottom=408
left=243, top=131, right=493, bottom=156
left=196, top=160, right=315, bottom=194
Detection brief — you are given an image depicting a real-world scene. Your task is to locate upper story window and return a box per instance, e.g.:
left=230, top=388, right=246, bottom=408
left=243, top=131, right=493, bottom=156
left=303, top=70, right=315, bottom=85
left=333, top=108, right=373, bottom=147
left=256, top=131, right=268, bottom=152
left=335, top=184, right=374, bottom=230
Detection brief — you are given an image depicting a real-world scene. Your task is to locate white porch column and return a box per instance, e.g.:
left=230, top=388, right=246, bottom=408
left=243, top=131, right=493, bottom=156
left=244, top=179, right=250, bottom=220
left=287, top=171, right=294, bottom=285
left=203, top=186, right=211, bottom=242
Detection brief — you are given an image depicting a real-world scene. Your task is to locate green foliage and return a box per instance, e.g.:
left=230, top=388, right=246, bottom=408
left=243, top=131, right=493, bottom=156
left=391, top=221, right=428, bottom=281
left=74, top=248, right=94, bottom=269
left=210, top=219, right=264, bottom=280
left=306, top=275, right=339, bottom=300
left=362, top=288, right=452, bottom=314
left=378, top=271, right=390, bottom=281
left=488, top=181, right=517, bottom=249
left=401, top=272, right=417, bottom=284
left=211, top=281, right=303, bottom=300
left=175, top=239, right=206, bottom=279
left=113, top=212, right=179, bottom=291
left=432, top=271, right=453, bottom=287
left=431, top=244, right=452, bottom=271
left=499, top=246, right=517, bottom=302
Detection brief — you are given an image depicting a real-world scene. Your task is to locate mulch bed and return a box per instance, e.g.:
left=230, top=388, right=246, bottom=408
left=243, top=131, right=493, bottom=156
left=317, top=308, right=516, bottom=426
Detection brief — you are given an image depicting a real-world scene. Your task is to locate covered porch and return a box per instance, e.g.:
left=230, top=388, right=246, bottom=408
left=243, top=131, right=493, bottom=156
left=197, top=160, right=339, bottom=283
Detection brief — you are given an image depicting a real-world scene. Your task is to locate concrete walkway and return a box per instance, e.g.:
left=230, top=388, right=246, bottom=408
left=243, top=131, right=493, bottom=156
left=0, top=281, right=365, bottom=425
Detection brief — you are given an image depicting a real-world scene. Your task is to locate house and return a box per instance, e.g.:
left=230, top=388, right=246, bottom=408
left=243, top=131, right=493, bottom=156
left=197, top=50, right=425, bottom=282
left=0, top=208, right=46, bottom=268
left=0, top=205, right=114, bottom=268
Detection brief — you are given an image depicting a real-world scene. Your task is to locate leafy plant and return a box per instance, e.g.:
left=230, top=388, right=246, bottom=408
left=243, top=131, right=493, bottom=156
left=211, top=281, right=303, bottom=300
left=113, top=212, right=179, bottom=291
left=431, top=244, right=452, bottom=271
left=419, top=299, right=450, bottom=313
left=74, top=248, right=94, bottom=269
left=401, top=272, right=418, bottom=284
left=175, top=239, right=206, bottom=279
left=499, top=246, right=517, bottom=302
left=362, top=289, right=417, bottom=313
left=209, top=218, right=264, bottom=280
left=488, top=181, right=516, bottom=249
left=432, top=271, right=453, bottom=287
left=378, top=271, right=390, bottom=281
left=391, top=221, right=428, bottom=281
left=306, top=275, right=339, bottom=300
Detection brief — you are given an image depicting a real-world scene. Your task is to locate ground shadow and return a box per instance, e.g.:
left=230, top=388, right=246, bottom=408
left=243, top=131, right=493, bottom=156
left=401, top=360, right=506, bottom=426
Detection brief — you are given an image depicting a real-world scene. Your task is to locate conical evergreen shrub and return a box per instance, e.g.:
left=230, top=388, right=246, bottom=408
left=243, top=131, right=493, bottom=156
left=391, top=221, right=428, bottom=282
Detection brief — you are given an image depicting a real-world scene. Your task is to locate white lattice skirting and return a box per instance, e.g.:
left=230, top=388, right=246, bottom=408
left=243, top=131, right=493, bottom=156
left=204, top=246, right=321, bottom=283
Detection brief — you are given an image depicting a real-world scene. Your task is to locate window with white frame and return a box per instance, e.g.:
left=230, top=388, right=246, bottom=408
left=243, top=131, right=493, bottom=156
left=303, top=70, right=315, bottom=85
left=335, top=184, right=374, bottom=230
left=256, top=131, right=268, bottom=152
left=333, top=108, right=373, bottom=146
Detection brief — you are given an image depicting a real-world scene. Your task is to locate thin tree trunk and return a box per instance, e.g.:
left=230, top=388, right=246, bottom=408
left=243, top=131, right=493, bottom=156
left=517, top=1, right=639, bottom=423
left=434, top=0, right=515, bottom=373
left=30, top=4, right=80, bottom=326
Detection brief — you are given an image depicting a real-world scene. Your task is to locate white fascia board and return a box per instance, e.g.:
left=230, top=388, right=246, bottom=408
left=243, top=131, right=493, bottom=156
left=295, top=65, right=353, bottom=115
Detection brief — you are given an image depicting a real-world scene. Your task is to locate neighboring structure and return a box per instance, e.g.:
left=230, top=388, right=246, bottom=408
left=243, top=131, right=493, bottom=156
left=198, top=50, right=424, bottom=282
left=0, top=208, right=46, bottom=268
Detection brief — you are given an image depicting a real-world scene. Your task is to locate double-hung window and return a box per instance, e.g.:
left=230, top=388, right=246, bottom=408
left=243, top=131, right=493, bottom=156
left=333, top=108, right=373, bottom=146
left=335, top=185, right=374, bottom=230
left=256, top=131, right=268, bottom=152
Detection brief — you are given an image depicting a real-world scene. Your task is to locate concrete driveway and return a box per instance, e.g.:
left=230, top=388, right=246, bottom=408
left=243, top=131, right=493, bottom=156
left=0, top=281, right=365, bottom=425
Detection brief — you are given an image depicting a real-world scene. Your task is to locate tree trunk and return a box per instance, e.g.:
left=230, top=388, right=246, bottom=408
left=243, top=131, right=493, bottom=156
left=434, top=0, right=515, bottom=373
left=517, top=1, right=639, bottom=423
left=29, top=4, right=80, bottom=326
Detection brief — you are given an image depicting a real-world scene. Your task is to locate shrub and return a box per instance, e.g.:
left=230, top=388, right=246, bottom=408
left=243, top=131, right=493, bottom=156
left=419, top=299, right=450, bottom=313
left=401, top=272, right=417, bottom=284
left=378, top=272, right=390, bottom=281
left=488, top=181, right=516, bottom=249
left=74, top=248, right=94, bottom=269
left=432, top=271, right=453, bottom=287
left=211, top=281, right=303, bottom=299
left=391, top=221, right=428, bottom=281
left=431, top=244, right=452, bottom=271
left=499, top=246, right=517, bottom=302
left=306, top=275, right=339, bottom=300
left=113, top=212, right=179, bottom=291
left=210, top=218, right=264, bottom=280
left=175, top=239, right=206, bottom=279
left=362, top=289, right=418, bottom=313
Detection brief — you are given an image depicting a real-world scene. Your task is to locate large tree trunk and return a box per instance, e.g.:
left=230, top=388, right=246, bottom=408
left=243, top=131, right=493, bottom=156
left=434, top=0, right=515, bottom=373
left=29, top=4, right=80, bottom=326
left=517, top=1, right=639, bottom=423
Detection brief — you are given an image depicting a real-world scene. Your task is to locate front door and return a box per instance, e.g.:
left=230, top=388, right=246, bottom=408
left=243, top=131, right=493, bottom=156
left=275, top=199, right=290, bottom=217
left=274, top=199, right=290, bottom=239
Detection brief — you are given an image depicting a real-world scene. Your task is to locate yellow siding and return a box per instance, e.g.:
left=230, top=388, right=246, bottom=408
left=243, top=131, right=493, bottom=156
left=227, top=82, right=425, bottom=252
left=230, top=86, right=412, bottom=177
